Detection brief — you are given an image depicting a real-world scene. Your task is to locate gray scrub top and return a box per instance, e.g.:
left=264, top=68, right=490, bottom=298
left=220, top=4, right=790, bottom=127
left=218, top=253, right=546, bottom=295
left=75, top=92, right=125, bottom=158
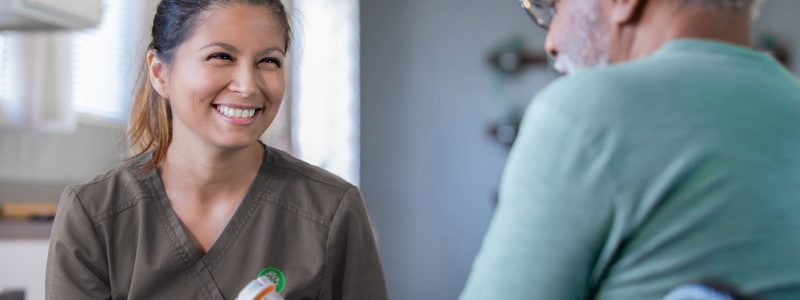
left=45, top=145, right=387, bottom=300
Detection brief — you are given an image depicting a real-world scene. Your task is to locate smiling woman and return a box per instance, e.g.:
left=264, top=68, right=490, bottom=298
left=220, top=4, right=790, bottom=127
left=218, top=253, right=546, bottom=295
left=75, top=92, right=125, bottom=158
left=143, top=4, right=287, bottom=161
left=44, top=1, right=387, bottom=299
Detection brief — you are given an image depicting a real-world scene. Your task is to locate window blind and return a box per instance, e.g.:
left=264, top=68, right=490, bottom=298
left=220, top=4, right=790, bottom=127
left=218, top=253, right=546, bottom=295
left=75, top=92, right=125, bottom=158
left=71, top=0, right=136, bottom=122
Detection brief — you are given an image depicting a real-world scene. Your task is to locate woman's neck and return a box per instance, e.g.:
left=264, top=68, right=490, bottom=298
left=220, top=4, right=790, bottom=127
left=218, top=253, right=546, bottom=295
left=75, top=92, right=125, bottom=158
left=159, top=138, right=264, bottom=204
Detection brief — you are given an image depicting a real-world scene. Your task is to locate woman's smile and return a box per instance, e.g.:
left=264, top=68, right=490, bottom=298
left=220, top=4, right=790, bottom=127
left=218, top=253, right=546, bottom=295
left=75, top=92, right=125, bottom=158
left=213, top=103, right=264, bottom=126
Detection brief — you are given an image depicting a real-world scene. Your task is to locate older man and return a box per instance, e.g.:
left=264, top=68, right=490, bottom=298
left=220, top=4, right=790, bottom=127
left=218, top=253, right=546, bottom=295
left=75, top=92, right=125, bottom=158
left=462, top=0, right=800, bottom=299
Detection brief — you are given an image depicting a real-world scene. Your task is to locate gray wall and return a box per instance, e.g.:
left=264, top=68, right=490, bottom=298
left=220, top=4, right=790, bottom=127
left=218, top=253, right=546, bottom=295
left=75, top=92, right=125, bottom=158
left=360, top=0, right=554, bottom=299
left=360, top=0, right=800, bottom=299
left=753, top=0, right=800, bottom=73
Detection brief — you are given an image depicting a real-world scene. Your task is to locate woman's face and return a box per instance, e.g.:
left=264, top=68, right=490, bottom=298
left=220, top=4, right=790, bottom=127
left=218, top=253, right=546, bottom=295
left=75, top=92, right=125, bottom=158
left=153, top=4, right=286, bottom=151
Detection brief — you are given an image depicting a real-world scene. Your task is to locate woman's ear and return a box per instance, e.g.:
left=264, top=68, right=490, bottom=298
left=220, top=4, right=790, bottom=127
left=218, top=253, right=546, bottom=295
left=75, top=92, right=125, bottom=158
left=609, top=0, right=645, bottom=26
left=147, top=50, right=169, bottom=99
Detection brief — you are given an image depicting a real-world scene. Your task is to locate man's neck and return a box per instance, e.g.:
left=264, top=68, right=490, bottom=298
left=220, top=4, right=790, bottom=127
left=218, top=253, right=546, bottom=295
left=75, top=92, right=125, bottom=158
left=618, top=2, right=752, bottom=62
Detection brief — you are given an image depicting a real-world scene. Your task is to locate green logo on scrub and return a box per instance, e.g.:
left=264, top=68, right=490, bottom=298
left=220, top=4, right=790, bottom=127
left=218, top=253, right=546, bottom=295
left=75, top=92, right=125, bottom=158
left=257, top=267, right=286, bottom=293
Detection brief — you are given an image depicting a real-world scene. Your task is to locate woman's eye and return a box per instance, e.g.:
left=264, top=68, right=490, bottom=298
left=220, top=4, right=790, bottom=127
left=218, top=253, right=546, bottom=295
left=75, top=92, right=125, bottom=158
left=208, top=53, right=233, bottom=62
left=259, top=57, right=282, bottom=68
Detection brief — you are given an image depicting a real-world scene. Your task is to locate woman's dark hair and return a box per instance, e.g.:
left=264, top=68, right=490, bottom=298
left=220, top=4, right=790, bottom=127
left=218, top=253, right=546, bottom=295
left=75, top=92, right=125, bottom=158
left=150, top=0, right=291, bottom=63
left=128, top=0, right=291, bottom=170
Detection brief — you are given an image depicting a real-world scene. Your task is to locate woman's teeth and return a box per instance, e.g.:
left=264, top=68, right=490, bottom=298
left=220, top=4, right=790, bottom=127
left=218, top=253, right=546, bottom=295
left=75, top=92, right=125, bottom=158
left=217, top=105, right=256, bottom=118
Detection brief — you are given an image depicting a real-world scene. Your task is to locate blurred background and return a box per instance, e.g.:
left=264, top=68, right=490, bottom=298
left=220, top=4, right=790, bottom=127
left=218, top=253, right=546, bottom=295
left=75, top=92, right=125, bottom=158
left=0, top=0, right=797, bottom=299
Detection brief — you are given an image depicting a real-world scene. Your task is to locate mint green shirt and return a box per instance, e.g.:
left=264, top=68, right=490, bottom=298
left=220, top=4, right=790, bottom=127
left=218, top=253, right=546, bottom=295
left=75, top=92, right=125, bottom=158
left=461, top=40, right=800, bottom=299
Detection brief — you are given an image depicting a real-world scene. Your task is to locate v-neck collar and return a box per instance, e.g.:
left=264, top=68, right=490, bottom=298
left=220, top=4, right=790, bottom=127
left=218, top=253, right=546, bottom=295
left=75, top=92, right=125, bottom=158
left=144, top=143, right=274, bottom=297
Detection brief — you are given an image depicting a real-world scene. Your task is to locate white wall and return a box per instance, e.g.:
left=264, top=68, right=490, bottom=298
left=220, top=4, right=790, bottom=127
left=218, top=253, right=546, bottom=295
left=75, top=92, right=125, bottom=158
left=0, top=240, right=49, bottom=300
left=361, top=0, right=799, bottom=299
left=0, top=123, right=126, bottom=184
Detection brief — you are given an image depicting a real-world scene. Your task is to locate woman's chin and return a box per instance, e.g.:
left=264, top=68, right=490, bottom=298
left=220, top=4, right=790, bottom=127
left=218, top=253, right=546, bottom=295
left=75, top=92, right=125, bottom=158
left=213, top=136, right=263, bottom=151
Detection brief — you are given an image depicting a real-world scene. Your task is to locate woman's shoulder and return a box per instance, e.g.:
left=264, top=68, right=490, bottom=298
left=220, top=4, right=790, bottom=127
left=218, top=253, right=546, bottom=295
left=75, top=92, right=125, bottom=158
left=261, top=146, right=361, bottom=225
left=263, top=146, right=355, bottom=191
left=62, top=155, right=154, bottom=224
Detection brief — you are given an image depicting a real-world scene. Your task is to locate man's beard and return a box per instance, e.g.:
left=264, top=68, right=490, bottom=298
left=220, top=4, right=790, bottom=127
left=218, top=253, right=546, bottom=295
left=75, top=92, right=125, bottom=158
left=552, top=3, right=611, bottom=74
left=553, top=49, right=609, bottom=74
left=553, top=54, right=586, bottom=75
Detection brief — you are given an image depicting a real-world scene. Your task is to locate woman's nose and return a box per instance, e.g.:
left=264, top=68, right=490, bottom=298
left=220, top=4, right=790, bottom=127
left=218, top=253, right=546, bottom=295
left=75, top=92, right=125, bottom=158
left=229, top=65, right=258, bottom=97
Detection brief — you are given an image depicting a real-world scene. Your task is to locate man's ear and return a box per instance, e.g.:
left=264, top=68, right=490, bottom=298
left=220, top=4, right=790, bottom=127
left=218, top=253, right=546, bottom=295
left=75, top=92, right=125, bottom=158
left=147, top=50, right=169, bottom=99
left=609, top=0, right=646, bottom=26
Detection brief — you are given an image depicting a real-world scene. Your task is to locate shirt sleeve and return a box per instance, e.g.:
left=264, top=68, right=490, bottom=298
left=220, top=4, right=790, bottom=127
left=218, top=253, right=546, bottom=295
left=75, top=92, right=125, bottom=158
left=460, top=102, right=616, bottom=299
left=318, top=186, right=388, bottom=300
left=46, top=186, right=111, bottom=299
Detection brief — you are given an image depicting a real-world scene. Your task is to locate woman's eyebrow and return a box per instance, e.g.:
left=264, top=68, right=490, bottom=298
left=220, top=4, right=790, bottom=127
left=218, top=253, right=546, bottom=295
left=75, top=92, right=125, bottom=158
left=198, top=42, right=239, bottom=53
left=257, top=47, right=286, bottom=56
left=198, top=42, right=285, bottom=56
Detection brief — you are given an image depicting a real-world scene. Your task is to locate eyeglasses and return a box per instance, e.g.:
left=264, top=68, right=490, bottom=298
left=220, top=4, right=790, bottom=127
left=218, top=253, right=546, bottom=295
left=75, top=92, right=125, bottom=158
left=519, top=0, right=556, bottom=30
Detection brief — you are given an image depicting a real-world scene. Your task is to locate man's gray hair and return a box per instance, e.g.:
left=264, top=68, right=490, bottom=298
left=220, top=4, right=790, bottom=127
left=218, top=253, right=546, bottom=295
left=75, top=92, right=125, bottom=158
left=683, top=0, right=766, bottom=18
left=683, top=0, right=763, bottom=10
